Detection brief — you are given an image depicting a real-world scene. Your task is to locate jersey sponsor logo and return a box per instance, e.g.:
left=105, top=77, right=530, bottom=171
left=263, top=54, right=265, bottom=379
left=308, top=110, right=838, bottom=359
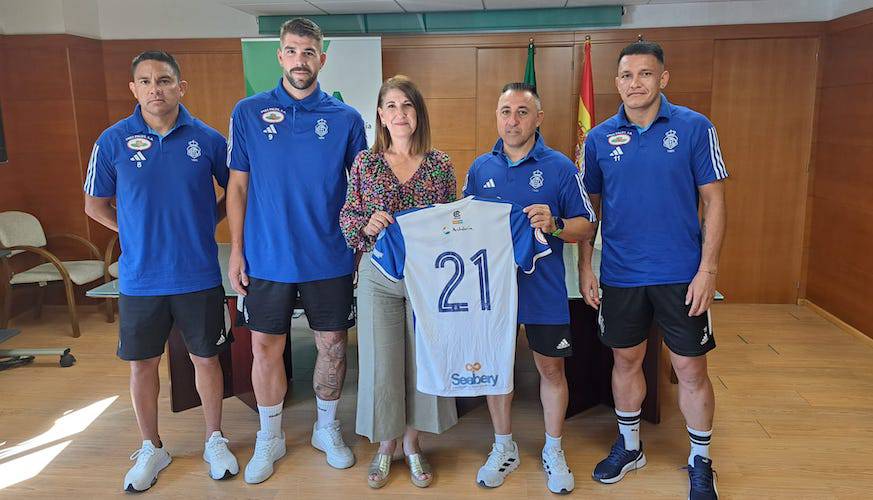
left=315, top=118, right=328, bottom=139
left=529, top=169, right=544, bottom=191
left=451, top=362, right=499, bottom=388
left=607, top=132, right=632, bottom=146
left=186, top=140, right=201, bottom=161
left=260, top=108, right=285, bottom=124
left=663, top=129, right=679, bottom=152
left=610, top=146, right=624, bottom=161
left=263, top=124, right=278, bottom=140
left=130, top=151, right=146, bottom=168
left=126, top=135, right=152, bottom=151
left=444, top=210, right=472, bottom=234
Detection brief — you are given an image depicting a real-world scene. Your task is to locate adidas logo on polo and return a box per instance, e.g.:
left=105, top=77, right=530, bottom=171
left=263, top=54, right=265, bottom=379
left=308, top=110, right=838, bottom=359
left=263, top=124, right=277, bottom=140
left=610, top=146, right=624, bottom=161
left=483, top=178, right=496, bottom=189
left=556, top=338, right=570, bottom=350
left=130, top=151, right=146, bottom=168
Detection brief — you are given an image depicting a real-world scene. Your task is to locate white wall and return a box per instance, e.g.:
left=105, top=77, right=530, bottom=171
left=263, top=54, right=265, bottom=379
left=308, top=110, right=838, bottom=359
left=96, top=0, right=258, bottom=39
left=0, top=0, right=66, bottom=35
left=831, top=0, right=873, bottom=18
left=0, top=0, right=871, bottom=39
left=621, top=0, right=832, bottom=29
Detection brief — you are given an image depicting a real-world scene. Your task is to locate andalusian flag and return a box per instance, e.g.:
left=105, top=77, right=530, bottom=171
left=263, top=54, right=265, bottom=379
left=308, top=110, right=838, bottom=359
left=574, top=38, right=595, bottom=171
left=524, top=39, right=536, bottom=92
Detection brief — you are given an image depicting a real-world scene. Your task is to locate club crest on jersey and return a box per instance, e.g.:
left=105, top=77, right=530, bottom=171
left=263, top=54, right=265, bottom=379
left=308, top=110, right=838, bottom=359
left=186, top=140, right=201, bottom=161
left=260, top=108, right=285, bottom=124
left=126, top=135, right=152, bottom=151
left=535, top=228, right=548, bottom=244
left=315, top=118, right=328, bottom=139
left=607, top=131, right=632, bottom=146
left=529, top=169, right=544, bottom=191
left=451, top=361, right=498, bottom=388
left=663, top=129, right=679, bottom=152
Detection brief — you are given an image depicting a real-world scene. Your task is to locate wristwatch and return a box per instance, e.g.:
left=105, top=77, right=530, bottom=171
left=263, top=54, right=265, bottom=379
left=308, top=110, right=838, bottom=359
left=550, top=216, right=564, bottom=237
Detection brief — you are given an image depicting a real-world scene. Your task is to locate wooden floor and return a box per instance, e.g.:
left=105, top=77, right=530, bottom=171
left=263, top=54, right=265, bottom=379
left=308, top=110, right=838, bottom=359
left=1, top=303, right=872, bottom=499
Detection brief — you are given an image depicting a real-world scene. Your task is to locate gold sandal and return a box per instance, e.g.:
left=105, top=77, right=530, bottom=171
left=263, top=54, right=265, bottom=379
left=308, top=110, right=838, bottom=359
left=405, top=453, right=433, bottom=488
left=367, top=452, right=392, bottom=489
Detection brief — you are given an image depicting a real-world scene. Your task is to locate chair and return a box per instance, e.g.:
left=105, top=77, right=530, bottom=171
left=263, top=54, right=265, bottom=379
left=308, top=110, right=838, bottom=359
left=105, top=233, right=119, bottom=279
left=0, top=211, right=112, bottom=338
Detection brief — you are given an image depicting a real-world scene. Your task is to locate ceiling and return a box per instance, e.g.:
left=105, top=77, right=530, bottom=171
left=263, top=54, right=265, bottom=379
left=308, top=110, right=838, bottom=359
left=223, top=0, right=734, bottom=16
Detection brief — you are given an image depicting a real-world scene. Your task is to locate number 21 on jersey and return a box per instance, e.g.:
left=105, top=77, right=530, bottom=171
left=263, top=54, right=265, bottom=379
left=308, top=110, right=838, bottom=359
left=435, top=249, right=491, bottom=313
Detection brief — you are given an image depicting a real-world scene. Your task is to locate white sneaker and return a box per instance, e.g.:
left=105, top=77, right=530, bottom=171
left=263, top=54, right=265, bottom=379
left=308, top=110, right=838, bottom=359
left=123, top=440, right=172, bottom=492
left=542, top=447, right=575, bottom=494
left=203, top=431, right=240, bottom=480
left=244, top=430, right=286, bottom=484
left=311, top=420, right=355, bottom=469
left=476, top=441, right=520, bottom=488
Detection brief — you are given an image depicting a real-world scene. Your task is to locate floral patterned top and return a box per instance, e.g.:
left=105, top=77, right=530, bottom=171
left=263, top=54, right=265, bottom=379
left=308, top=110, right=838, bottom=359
left=340, top=148, right=457, bottom=252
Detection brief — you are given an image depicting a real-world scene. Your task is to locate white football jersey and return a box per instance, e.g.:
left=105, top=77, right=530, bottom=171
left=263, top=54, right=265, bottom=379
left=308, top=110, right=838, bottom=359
left=372, top=196, right=552, bottom=397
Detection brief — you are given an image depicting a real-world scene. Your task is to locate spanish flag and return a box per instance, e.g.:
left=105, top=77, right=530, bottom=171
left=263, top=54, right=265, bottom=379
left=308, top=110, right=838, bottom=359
left=574, top=38, right=594, bottom=171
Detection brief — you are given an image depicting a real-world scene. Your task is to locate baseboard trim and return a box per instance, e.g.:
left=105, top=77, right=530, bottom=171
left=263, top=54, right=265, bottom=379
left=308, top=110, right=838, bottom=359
left=799, top=299, right=873, bottom=347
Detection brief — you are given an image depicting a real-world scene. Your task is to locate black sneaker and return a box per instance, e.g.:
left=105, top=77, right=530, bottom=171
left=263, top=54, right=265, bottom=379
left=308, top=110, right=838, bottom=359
left=591, top=435, right=646, bottom=484
left=686, top=455, right=718, bottom=500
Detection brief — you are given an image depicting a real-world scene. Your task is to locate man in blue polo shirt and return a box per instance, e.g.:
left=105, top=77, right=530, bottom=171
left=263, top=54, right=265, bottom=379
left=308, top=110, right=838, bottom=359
left=84, top=51, right=238, bottom=492
left=226, top=18, right=367, bottom=484
left=464, top=82, right=596, bottom=494
left=579, top=41, right=727, bottom=500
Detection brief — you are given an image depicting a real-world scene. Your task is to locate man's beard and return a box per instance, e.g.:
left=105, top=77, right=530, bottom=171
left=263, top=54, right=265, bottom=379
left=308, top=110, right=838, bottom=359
left=285, top=68, right=317, bottom=91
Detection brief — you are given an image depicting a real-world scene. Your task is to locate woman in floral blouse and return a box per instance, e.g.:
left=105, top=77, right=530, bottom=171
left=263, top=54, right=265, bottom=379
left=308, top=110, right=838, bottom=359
left=340, top=75, right=458, bottom=489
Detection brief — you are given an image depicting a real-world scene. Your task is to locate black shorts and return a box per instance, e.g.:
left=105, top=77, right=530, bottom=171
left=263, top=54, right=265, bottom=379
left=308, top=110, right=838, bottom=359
left=598, top=283, right=715, bottom=357
left=118, top=286, right=230, bottom=361
left=239, top=275, right=355, bottom=334
left=523, top=323, right=573, bottom=358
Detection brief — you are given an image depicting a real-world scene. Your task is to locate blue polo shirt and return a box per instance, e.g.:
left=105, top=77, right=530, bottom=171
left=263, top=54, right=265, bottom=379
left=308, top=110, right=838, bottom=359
left=228, top=80, right=367, bottom=283
left=84, top=104, right=229, bottom=296
left=464, top=134, right=596, bottom=325
left=583, top=94, right=729, bottom=287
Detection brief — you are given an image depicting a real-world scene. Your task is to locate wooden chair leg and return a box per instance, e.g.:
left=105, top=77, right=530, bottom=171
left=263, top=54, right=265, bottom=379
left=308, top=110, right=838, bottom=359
left=34, top=284, right=46, bottom=319
left=104, top=298, right=114, bottom=323
left=0, top=282, right=10, bottom=329
left=62, top=279, right=81, bottom=338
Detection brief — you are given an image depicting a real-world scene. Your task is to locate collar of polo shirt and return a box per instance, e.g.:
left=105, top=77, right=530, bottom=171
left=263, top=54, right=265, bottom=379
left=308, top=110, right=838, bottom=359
left=490, top=131, right=548, bottom=167
left=271, top=77, right=324, bottom=110
left=127, top=103, right=194, bottom=137
left=616, top=93, right=673, bottom=129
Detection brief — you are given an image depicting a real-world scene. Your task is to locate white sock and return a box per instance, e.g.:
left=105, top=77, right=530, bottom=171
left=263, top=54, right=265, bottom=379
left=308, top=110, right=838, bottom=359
left=544, top=432, right=562, bottom=452
left=688, top=426, right=712, bottom=466
left=257, top=402, right=283, bottom=438
left=495, top=433, right=514, bottom=448
left=316, top=396, right=339, bottom=429
left=616, top=409, right=641, bottom=451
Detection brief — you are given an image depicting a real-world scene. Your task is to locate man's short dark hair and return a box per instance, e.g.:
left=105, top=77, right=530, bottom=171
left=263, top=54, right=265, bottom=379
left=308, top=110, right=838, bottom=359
left=500, top=82, right=542, bottom=110
left=131, top=51, right=181, bottom=80
left=618, top=41, right=665, bottom=66
left=280, top=17, right=324, bottom=48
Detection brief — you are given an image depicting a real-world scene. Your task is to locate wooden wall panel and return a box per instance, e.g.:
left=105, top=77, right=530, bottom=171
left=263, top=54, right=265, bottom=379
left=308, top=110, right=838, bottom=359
left=443, top=149, right=478, bottom=198
left=426, top=98, right=476, bottom=151
left=806, top=10, right=873, bottom=337
left=710, top=37, right=819, bottom=303
left=382, top=47, right=476, bottom=98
